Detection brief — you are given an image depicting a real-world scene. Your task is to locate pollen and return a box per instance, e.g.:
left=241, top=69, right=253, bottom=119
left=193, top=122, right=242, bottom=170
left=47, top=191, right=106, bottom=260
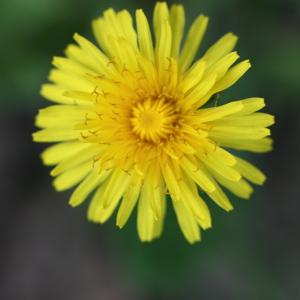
left=130, top=96, right=180, bottom=143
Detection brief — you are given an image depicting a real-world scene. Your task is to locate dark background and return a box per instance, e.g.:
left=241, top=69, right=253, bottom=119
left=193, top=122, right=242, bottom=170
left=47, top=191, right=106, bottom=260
left=0, top=0, right=299, bottom=299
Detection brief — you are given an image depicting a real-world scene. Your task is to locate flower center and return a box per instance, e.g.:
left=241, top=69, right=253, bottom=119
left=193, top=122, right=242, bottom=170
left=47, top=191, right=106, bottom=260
left=130, top=97, right=179, bottom=143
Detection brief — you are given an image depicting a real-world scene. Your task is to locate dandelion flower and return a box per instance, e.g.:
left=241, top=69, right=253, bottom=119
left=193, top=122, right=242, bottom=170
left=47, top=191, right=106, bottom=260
left=33, top=2, right=274, bottom=243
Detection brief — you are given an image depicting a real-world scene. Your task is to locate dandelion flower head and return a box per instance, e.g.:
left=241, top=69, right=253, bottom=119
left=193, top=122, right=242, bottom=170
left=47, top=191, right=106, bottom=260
left=33, top=2, right=274, bottom=243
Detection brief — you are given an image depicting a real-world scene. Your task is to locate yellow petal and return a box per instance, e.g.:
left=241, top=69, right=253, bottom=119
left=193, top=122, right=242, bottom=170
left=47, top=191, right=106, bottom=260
left=117, top=10, right=138, bottom=48
left=50, top=145, right=101, bottom=176
left=235, top=157, right=266, bottom=185
left=202, top=32, right=238, bottom=68
left=69, top=170, right=110, bottom=207
left=213, top=171, right=253, bottom=199
left=136, top=9, right=155, bottom=61
left=53, top=161, right=92, bottom=191
left=49, top=69, right=94, bottom=92
left=209, top=126, right=270, bottom=140
left=179, top=177, right=211, bottom=229
left=212, top=59, right=251, bottom=93
left=40, top=84, right=77, bottom=105
left=186, top=138, right=236, bottom=167
left=204, top=51, right=239, bottom=80
left=212, top=113, right=274, bottom=128
left=161, top=161, right=181, bottom=201
left=155, top=20, right=172, bottom=80
left=115, top=38, right=139, bottom=71
left=234, top=97, right=265, bottom=116
left=147, top=163, right=164, bottom=220
left=92, top=18, right=111, bottom=55
left=152, top=182, right=166, bottom=239
left=52, top=56, right=97, bottom=77
left=40, top=142, right=89, bottom=166
left=180, top=156, right=216, bottom=193
left=170, top=4, right=185, bottom=58
left=32, top=128, right=79, bottom=142
left=153, top=2, right=169, bottom=43
left=214, top=137, right=273, bottom=153
left=196, top=100, right=243, bottom=123
left=183, top=73, right=217, bottom=109
left=199, top=152, right=241, bottom=182
left=88, top=169, right=131, bottom=223
left=172, top=199, right=201, bottom=244
left=137, top=177, right=158, bottom=242
left=73, top=33, right=116, bottom=77
left=208, top=182, right=233, bottom=211
left=65, top=44, right=103, bottom=74
left=179, top=60, right=206, bottom=93
left=101, top=169, right=132, bottom=209
left=35, top=105, right=90, bottom=128
left=179, top=15, right=209, bottom=72
left=202, top=141, right=236, bottom=166
left=116, top=173, right=143, bottom=228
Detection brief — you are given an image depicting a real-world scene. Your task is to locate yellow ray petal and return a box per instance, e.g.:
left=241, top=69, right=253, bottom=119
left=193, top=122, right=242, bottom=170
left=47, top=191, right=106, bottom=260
left=53, top=161, right=92, bottom=191
left=117, top=10, right=138, bottom=48
left=92, top=18, right=111, bottom=56
left=179, top=176, right=211, bottom=229
left=197, top=60, right=251, bottom=107
left=233, top=97, right=265, bottom=116
left=152, top=181, right=166, bottom=239
left=136, top=9, right=155, bottom=61
left=195, top=100, right=243, bottom=123
left=40, top=142, right=89, bottom=166
left=180, top=156, right=216, bottom=193
left=73, top=33, right=117, bottom=77
left=172, top=199, right=201, bottom=244
left=212, top=59, right=251, bottom=93
left=69, top=169, right=110, bottom=207
left=161, top=161, right=181, bottom=201
left=49, top=69, right=94, bottom=92
left=101, top=169, right=132, bottom=209
left=88, top=169, right=131, bottom=223
left=201, top=141, right=236, bottom=166
left=208, top=180, right=234, bottom=211
left=213, top=171, right=253, bottom=199
left=155, top=20, right=172, bottom=80
left=205, top=51, right=239, bottom=80
left=183, top=73, right=217, bottom=109
left=209, top=126, right=270, bottom=140
left=52, top=56, right=97, bottom=77
left=35, top=105, right=91, bottom=128
left=179, top=15, right=209, bottom=72
left=214, top=137, right=273, bottom=153
left=114, top=37, right=139, bottom=71
left=153, top=2, right=169, bottom=43
left=202, top=32, right=238, bottom=68
left=65, top=44, right=104, bottom=74
left=40, top=84, right=73, bottom=105
left=198, top=152, right=241, bottom=182
left=170, top=4, right=185, bottom=58
left=212, top=113, right=274, bottom=128
left=137, top=177, right=159, bottom=242
left=32, top=128, right=79, bottom=142
left=179, top=60, right=206, bottom=93
left=50, top=145, right=101, bottom=176
left=147, top=163, right=164, bottom=220
left=235, top=157, right=266, bottom=185
left=116, top=173, right=143, bottom=228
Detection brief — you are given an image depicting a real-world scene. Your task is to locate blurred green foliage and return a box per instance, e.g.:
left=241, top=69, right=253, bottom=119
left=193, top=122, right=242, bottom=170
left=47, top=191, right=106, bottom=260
left=1, top=0, right=299, bottom=299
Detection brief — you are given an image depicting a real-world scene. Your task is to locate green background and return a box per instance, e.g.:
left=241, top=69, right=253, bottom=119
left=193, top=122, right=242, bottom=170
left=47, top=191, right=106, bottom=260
left=0, top=0, right=299, bottom=299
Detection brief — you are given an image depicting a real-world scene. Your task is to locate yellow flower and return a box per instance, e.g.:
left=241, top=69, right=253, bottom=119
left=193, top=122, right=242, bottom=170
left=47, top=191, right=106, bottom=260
left=33, top=2, right=274, bottom=243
